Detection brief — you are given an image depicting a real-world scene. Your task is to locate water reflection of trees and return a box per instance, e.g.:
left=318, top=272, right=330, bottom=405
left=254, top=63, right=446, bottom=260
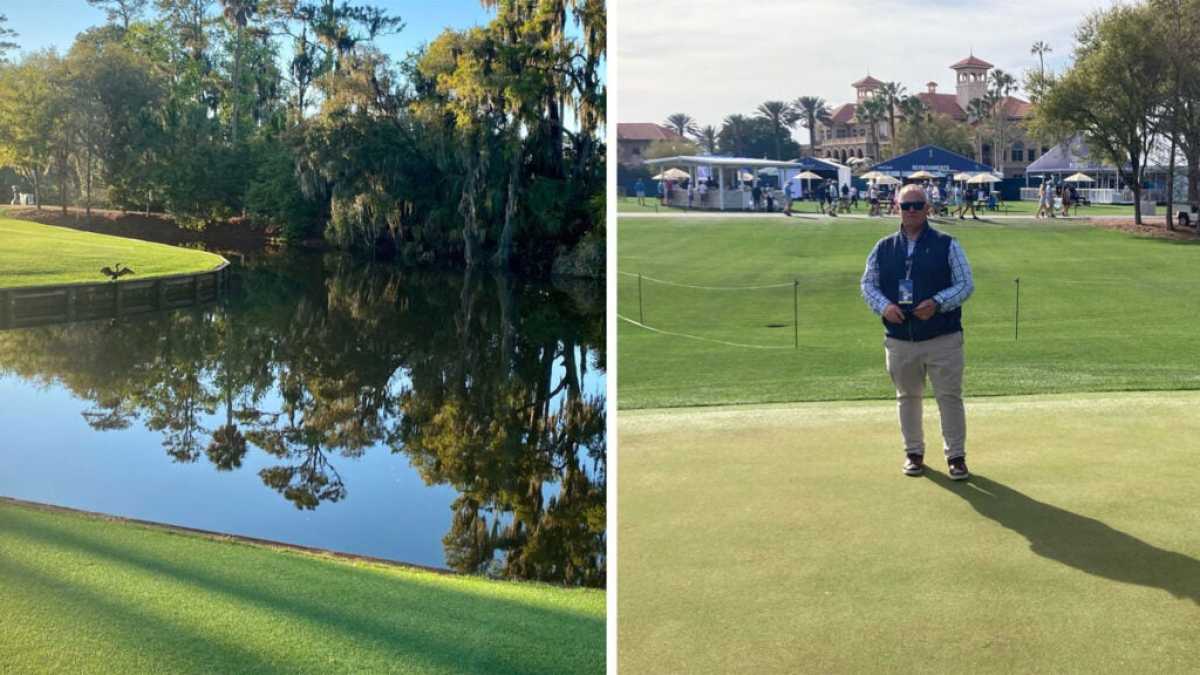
left=0, top=253, right=606, bottom=586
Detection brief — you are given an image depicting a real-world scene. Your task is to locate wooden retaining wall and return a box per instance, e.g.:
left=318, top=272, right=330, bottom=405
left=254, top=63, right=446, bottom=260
left=0, top=260, right=231, bottom=330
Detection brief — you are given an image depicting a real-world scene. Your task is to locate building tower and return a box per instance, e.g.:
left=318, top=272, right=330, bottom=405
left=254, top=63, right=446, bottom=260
left=852, top=74, right=884, bottom=103
left=951, top=54, right=992, bottom=114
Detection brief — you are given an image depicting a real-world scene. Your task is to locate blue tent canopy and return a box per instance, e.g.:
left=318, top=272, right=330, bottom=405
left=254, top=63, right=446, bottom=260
left=792, top=156, right=842, bottom=172
left=868, top=145, right=994, bottom=177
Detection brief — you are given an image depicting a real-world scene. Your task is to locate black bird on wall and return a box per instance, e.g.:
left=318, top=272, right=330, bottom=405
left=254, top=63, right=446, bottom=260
left=100, top=263, right=135, bottom=281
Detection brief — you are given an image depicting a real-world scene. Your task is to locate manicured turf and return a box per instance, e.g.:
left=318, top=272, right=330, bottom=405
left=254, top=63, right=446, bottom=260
left=618, top=391, right=1200, bottom=673
left=617, top=195, right=1136, bottom=216
left=0, top=217, right=224, bottom=288
left=617, top=215, right=1200, bottom=409
left=0, top=500, right=604, bottom=674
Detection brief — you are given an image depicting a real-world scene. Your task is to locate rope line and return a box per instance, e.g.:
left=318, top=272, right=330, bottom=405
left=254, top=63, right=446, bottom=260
left=617, top=313, right=794, bottom=350
left=617, top=270, right=794, bottom=291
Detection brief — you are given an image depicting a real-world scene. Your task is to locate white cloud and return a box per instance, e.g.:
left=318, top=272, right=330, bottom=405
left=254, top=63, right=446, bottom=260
left=615, top=0, right=1112, bottom=144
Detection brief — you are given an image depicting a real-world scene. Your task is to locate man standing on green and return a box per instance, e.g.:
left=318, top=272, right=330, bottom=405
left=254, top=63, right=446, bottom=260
left=860, top=183, right=975, bottom=480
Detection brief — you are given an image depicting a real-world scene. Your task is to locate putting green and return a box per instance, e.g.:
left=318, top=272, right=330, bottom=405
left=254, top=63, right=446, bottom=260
left=618, top=391, right=1200, bottom=673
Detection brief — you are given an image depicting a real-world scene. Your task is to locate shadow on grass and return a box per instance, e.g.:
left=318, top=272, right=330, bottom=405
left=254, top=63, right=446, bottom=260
left=926, top=471, right=1200, bottom=605
left=0, top=509, right=603, bottom=674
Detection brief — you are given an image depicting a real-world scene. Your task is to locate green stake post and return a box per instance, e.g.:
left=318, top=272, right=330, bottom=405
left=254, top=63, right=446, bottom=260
left=793, top=280, right=799, bottom=349
left=638, top=273, right=644, bottom=324
left=1014, top=277, right=1020, bottom=340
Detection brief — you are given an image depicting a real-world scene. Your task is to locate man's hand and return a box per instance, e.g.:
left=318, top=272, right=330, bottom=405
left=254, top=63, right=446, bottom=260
left=913, top=299, right=938, bottom=321
left=883, top=304, right=906, bottom=324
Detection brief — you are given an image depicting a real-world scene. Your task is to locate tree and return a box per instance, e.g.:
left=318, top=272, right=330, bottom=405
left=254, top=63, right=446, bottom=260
left=1030, top=40, right=1052, bottom=80
left=793, top=96, right=830, bottom=159
left=718, top=114, right=752, bottom=156
left=219, top=0, right=256, bottom=145
left=878, top=81, right=906, bottom=148
left=754, top=100, right=798, bottom=160
left=1151, top=0, right=1200, bottom=219
left=988, top=69, right=1017, bottom=176
left=857, top=95, right=888, bottom=161
left=642, top=137, right=699, bottom=160
left=1038, top=5, right=1169, bottom=224
left=0, top=14, right=18, bottom=62
left=892, top=111, right=973, bottom=158
left=87, top=0, right=149, bottom=31
left=664, top=112, right=697, bottom=138
left=0, top=51, right=67, bottom=208
left=692, top=124, right=717, bottom=154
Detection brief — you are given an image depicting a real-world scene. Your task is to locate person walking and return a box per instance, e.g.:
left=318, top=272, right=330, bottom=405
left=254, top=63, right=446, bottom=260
left=850, top=185, right=859, bottom=211
left=860, top=183, right=976, bottom=480
left=868, top=183, right=880, bottom=217
left=635, top=178, right=646, bottom=206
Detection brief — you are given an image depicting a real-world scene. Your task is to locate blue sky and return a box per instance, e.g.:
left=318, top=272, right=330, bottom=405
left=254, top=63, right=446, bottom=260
left=2, top=1, right=494, bottom=60
left=617, top=0, right=1103, bottom=144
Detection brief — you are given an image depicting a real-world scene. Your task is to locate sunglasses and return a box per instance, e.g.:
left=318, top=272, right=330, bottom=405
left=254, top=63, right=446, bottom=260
left=899, top=201, right=927, bottom=211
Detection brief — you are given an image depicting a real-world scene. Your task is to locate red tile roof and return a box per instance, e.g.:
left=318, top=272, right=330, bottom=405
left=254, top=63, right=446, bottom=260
left=830, top=103, right=857, bottom=124
left=852, top=75, right=884, bottom=89
left=915, top=92, right=966, bottom=120
left=999, top=96, right=1032, bottom=118
left=617, top=123, right=683, bottom=141
left=950, top=55, right=993, bottom=70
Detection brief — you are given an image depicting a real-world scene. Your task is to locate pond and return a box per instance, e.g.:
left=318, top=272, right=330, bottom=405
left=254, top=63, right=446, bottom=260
left=0, top=250, right=606, bottom=587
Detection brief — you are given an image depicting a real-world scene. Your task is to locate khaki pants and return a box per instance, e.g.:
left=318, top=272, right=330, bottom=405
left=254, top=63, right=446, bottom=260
left=884, top=331, right=966, bottom=460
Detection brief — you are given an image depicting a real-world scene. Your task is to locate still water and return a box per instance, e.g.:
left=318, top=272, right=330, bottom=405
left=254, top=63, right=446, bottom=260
left=0, top=250, right=605, bottom=587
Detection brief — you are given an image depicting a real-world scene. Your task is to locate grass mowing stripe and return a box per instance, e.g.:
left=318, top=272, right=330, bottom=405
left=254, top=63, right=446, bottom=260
left=618, top=313, right=794, bottom=350
left=618, top=216, right=1200, bottom=409
left=0, top=501, right=604, bottom=674
left=0, top=218, right=224, bottom=289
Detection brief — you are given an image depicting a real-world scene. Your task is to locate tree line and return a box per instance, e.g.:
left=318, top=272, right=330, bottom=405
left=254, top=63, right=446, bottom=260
left=0, top=1, right=606, bottom=273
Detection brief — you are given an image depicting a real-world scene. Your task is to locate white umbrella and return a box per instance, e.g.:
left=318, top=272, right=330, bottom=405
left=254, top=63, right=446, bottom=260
left=796, top=171, right=823, bottom=180
left=1063, top=172, right=1094, bottom=183
left=652, top=168, right=690, bottom=181
left=859, top=170, right=886, bottom=180
left=874, top=175, right=902, bottom=186
left=738, top=171, right=754, bottom=182
left=908, top=170, right=940, bottom=180
left=952, top=172, right=975, bottom=182
left=967, top=173, right=1001, bottom=184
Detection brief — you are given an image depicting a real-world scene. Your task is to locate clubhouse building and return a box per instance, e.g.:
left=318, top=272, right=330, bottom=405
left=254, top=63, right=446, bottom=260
left=816, top=54, right=1046, bottom=178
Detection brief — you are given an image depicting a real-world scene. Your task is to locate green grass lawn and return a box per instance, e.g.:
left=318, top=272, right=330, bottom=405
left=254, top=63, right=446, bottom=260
left=619, top=391, right=1200, bottom=673
left=617, top=216, right=1200, bottom=409
left=617, top=195, right=1137, bottom=217
left=0, top=500, right=604, bottom=674
left=0, top=217, right=224, bottom=289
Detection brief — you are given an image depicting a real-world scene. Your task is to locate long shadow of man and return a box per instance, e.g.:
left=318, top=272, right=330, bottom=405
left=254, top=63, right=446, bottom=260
left=926, top=471, right=1199, bottom=605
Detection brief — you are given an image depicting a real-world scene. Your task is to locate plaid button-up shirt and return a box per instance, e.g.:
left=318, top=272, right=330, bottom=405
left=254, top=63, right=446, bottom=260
left=860, top=226, right=975, bottom=316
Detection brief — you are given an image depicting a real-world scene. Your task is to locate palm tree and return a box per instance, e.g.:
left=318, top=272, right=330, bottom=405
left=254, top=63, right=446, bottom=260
left=755, top=100, right=799, bottom=159
left=857, top=95, right=889, bottom=161
left=966, top=96, right=994, bottom=164
left=1030, top=41, right=1052, bottom=80
left=664, top=113, right=698, bottom=139
left=988, top=70, right=1017, bottom=176
left=897, top=96, right=929, bottom=150
left=220, top=0, right=256, bottom=145
left=719, top=114, right=752, bottom=156
left=692, top=124, right=718, bottom=154
left=878, top=81, right=907, bottom=149
left=793, top=96, right=831, bottom=159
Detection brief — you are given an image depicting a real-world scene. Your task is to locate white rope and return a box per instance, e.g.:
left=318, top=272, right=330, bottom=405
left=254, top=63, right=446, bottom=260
left=617, top=313, right=794, bottom=350
left=617, top=270, right=794, bottom=291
